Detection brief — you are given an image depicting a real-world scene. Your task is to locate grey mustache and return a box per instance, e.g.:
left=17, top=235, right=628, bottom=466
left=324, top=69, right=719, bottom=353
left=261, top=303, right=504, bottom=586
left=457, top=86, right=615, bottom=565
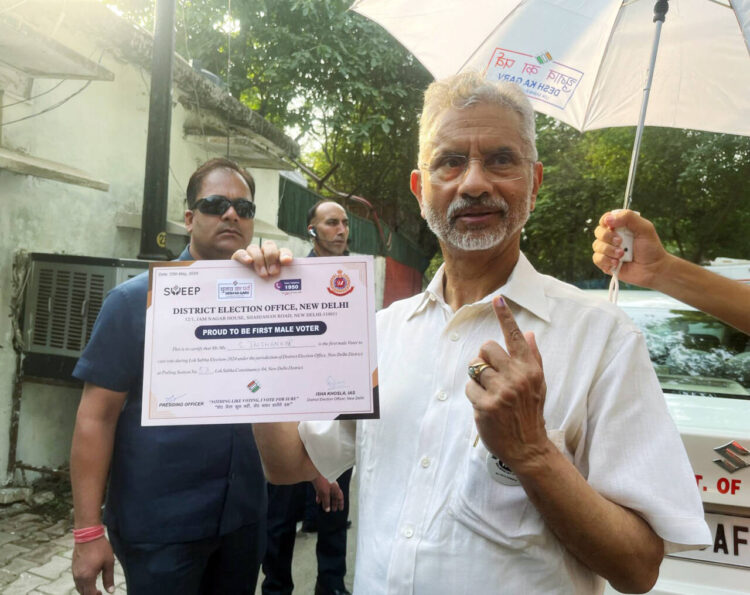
left=447, top=198, right=509, bottom=220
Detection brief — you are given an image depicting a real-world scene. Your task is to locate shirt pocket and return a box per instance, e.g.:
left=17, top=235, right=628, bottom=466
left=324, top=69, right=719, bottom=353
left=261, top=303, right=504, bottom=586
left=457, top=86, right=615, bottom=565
left=447, top=428, right=572, bottom=549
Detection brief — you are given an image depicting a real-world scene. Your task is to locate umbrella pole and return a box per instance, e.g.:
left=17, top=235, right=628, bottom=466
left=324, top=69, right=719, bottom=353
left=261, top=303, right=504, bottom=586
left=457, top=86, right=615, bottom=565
left=622, top=0, right=669, bottom=210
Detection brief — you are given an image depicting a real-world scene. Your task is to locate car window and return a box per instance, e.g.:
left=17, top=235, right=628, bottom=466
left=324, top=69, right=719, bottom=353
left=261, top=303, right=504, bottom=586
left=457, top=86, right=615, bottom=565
left=622, top=306, right=750, bottom=399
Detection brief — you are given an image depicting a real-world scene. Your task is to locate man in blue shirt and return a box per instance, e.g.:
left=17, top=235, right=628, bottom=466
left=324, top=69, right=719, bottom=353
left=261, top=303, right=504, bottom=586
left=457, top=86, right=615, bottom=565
left=70, top=158, right=292, bottom=595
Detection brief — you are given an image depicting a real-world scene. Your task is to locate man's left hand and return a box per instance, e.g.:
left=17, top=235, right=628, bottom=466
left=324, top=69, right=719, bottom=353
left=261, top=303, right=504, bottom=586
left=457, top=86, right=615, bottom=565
left=465, top=296, right=551, bottom=471
left=312, top=474, right=345, bottom=513
left=232, top=240, right=293, bottom=277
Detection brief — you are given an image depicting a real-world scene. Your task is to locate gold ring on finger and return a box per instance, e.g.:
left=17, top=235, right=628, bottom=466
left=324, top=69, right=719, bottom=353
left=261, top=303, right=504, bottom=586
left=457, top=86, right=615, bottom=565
left=468, top=361, right=492, bottom=382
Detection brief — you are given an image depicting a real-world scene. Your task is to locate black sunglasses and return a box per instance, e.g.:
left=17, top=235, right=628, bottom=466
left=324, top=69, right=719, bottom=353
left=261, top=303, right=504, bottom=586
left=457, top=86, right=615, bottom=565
left=192, top=195, right=256, bottom=219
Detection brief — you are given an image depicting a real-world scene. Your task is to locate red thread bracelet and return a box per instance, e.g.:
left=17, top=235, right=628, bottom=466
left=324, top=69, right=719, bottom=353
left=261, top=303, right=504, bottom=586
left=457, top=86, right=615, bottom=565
left=73, top=525, right=105, bottom=544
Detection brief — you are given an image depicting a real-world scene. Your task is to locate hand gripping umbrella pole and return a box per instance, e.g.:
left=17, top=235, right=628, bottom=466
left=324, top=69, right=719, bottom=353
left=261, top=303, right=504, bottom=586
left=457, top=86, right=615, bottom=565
left=611, top=0, right=670, bottom=301
left=622, top=0, right=669, bottom=211
left=611, top=0, right=669, bottom=303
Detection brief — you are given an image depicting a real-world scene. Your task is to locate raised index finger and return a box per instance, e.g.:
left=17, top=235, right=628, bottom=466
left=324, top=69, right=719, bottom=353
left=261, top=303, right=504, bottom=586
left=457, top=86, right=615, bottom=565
left=492, top=296, right=529, bottom=358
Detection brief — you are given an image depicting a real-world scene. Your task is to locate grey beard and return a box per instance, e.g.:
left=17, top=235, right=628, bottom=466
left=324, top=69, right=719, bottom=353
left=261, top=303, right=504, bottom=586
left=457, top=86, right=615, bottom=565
left=424, top=196, right=530, bottom=251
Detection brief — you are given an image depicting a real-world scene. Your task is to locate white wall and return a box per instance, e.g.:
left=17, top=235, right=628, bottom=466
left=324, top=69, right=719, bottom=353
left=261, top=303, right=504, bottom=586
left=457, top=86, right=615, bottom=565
left=250, top=168, right=281, bottom=228
left=0, top=25, right=287, bottom=483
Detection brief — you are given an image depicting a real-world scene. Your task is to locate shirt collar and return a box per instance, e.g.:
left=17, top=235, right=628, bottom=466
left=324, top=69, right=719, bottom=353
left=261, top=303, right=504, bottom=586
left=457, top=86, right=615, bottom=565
left=407, top=265, right=446, bottom=319
left=500, top=252, right=551, bottom=323
left=407, top=252, right=551, bottom=323
left=178, top=245, right=194, bottom=261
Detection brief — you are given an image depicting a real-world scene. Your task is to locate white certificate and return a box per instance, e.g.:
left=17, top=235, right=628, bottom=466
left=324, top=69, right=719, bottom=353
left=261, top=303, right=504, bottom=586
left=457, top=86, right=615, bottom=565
left=141, top=256, right=378, bottom=426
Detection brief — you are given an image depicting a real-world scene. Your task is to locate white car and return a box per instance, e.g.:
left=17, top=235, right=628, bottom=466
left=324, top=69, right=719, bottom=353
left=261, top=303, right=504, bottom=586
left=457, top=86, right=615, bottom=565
left=593, top=289, right=750, bottom=594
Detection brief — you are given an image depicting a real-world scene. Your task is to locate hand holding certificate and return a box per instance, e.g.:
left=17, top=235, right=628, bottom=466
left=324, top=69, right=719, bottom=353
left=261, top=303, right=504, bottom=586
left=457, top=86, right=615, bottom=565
left=142, top=256, right=378, bottom=426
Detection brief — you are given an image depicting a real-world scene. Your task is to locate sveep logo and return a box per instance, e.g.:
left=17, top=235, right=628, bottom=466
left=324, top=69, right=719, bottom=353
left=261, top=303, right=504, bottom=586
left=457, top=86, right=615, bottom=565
left=164, top=285, right=201, bottom=296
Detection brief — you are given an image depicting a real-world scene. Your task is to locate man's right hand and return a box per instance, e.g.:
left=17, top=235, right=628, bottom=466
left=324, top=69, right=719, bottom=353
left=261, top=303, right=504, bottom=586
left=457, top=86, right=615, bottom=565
left=592, top=209, right=671, bottom=289
left=72, top=538, right=115, bottom=595
left=232, top=239, right=293, bottom=277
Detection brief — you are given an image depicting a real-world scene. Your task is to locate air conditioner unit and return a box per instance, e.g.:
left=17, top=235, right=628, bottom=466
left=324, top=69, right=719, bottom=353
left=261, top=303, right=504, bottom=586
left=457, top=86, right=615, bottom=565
left=22, top=253, right=150, bottom=380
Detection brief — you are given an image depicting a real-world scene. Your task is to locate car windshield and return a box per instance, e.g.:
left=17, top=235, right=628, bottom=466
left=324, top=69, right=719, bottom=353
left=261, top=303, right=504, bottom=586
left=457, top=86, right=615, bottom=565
left=621, top=305, right=750, bottom=399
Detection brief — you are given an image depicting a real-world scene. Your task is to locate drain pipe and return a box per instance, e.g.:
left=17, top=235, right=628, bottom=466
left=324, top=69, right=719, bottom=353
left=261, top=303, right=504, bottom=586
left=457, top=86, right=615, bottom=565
left=138, top=0, right=177, bottom=260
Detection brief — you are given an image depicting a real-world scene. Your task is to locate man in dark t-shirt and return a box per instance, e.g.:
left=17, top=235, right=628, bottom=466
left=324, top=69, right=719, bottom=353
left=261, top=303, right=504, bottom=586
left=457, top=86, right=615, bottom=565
left=262, top=200, right=353, bottom=595
left=70, top=158, right=292, bottom=595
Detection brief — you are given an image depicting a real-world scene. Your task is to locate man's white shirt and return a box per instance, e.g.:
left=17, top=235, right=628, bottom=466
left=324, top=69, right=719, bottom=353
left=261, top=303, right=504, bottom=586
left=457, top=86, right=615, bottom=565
left=300, top=252, right=710, bottom=594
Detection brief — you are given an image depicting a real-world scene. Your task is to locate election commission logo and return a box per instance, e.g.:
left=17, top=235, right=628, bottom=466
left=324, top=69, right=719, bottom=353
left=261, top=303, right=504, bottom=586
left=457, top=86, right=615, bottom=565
left=327, top=270, right=354, bottom=296
left=217, top=279, right=254, bottom=300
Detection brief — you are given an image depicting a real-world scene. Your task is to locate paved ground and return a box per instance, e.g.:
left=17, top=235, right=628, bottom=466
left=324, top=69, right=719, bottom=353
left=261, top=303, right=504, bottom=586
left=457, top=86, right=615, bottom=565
left=0, top=482, right=356, bottom=594
left=0, top=507, right=89, bottom=595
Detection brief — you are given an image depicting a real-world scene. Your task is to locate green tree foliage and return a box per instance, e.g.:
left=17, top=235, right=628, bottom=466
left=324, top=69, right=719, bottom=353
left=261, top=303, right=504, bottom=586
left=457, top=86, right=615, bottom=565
left=637, top=130, right=750, bottom=263
left=523, top=118, right=750, bottom=283
left=224, top=1, right=432, bottom=243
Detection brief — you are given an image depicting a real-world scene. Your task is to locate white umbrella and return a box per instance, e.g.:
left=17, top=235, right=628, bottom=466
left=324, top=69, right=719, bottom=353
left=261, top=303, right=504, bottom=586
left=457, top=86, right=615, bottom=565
left=351, top=0, right=750, bottom=207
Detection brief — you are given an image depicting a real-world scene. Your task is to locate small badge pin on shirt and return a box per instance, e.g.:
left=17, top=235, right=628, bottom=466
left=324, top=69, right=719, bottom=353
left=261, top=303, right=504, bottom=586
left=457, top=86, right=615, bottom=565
left=486, top=453, right=520, bottom=486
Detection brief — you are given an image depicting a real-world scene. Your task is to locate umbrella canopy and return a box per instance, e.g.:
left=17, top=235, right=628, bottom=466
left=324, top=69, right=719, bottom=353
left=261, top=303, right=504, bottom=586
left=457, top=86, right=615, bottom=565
left=351, top=0, right=750, bottom=137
